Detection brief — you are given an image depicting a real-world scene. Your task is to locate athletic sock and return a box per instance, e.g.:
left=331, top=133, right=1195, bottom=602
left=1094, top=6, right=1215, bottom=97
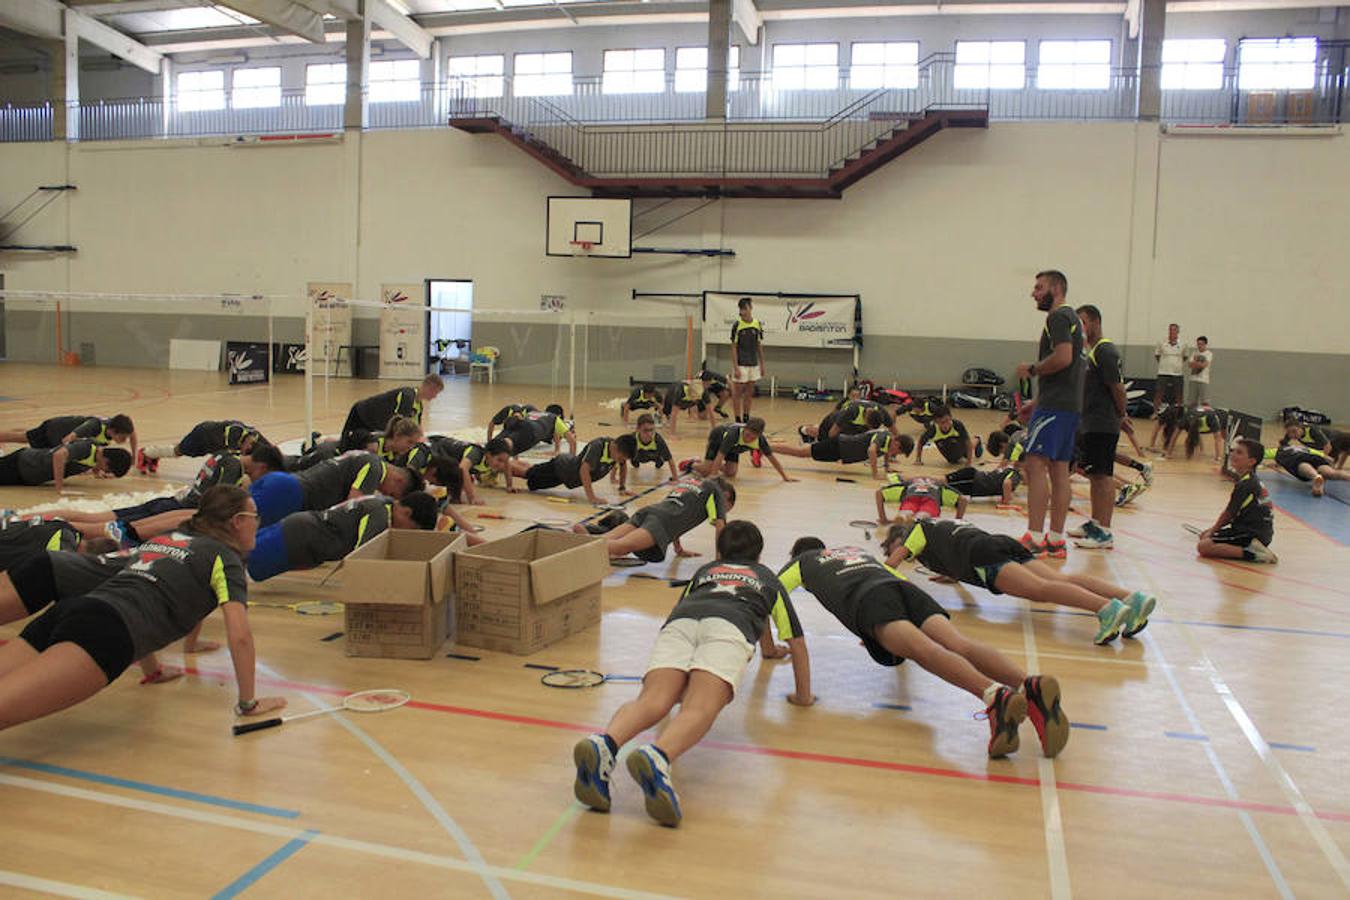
left=1029, top=530, right=1044, bottom=543
left=600, top=733, right=619, bottom=755
left=1048, top=531, right=1064, bottom=544
left=649, top=744, right=670, bottom=764
left=142, top=444, right=176, bottom=459
left=981, top=684, right=1002, bottom=706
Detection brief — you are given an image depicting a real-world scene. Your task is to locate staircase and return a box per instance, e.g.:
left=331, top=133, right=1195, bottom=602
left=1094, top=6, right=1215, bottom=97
left=450, top=107, right=988, bottom=199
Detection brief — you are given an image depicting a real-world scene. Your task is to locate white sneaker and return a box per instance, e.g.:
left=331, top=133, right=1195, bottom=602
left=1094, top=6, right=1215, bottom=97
left=1066, top=521, right=1094, bottom=539
left=572, top=734, right=616, bottom=811
left=1074, top=530, right=1114, bottom=549
left=1246, top=540, right=1278, bottom=564
left=1140, top=463, right=1155, bottom=485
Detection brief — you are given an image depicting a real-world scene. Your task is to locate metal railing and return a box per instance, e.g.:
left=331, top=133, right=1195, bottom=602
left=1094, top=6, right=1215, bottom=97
left=2, top=56, right=1345, bottom=146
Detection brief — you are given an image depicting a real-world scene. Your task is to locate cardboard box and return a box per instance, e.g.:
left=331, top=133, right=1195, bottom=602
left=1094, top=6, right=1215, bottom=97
left=341, top=530, right=465, bottom=659
left=454, top=530, right=607, bottom=655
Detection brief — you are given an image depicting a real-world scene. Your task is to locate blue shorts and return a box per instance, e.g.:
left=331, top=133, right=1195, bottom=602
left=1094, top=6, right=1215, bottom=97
left=1024, top=408, right=1081, bottom=463
left=246, top=522, right=290, bottom=582
left=251, top=472, right=303, bottom=527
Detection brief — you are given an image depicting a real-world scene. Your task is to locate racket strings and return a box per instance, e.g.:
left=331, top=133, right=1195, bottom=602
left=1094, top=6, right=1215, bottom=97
left=342, top=689, right=411, bottom=712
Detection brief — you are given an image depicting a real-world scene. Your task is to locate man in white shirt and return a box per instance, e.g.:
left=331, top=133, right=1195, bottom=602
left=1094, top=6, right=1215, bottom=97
left=1153, top=323, right=1185, bottom=410
left=1186, top=336, right=1213, bottom=406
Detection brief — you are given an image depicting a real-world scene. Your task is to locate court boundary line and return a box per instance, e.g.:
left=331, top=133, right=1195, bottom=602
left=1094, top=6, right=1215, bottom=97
left=0, top=772, right=678, bottom=900
left=183, top=664, right=1350, bottom=825
left=1021, top=612, right=1072, bottom=899
left=211, top=829, right=319, bottom=900
left=0, top=870, right=141, bottom=900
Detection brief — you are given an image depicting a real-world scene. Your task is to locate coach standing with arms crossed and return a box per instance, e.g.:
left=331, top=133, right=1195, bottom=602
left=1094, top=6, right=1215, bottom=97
left=1015, top=270, right=1085, bottom=559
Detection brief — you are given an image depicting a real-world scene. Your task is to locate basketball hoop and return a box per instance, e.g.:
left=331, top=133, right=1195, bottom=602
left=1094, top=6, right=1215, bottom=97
left=569, top=240, right=595, bottom=256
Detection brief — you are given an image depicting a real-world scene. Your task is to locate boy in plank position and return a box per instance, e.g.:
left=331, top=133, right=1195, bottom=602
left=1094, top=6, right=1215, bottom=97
left=942, top=464, right=1023, bottom=506
left=508, top=436, right=631, bottom=506
left=874, top=474, right=967, bottom=524
left=614, top=415, right=678, bottom=493
left=880, top=519, right=1152, bottom=645
left=252, top=450, right=418, bottom=527
left=589, top=476, right=733, bottom=562
left=137, top=420, right=264, bottom=474
left=498, top=405, right=577, bottom=458
left=427, top=436, right=513, bottom=506
left=571, top=521, right=812, bottom=827
left=621, top=384, right=661, bottom=424
left=828, top=397, right=902, bottom=439
left=246, top=493, right=439, bottom=581
left=341, top=375, right=443, bottom=446
left=1, top=515, right=114, bottom=570
left=662, top=380, right=712, bottom=435
left=1196, top=439, right=1277, bottom=563
left=915, top=405, right=977, bottom=466
left=0, top=441, right=131, bottom=492
left=0, top=414, right=136, bottom=459
left=685, top=418, right=797, bottom=482
left=698, top=369, right=731, bottom=421
left=780, top=537, right=1068, bottom=759
left=485, top=403, right=537, bottom=441
left=769, top=419, right=911, bottom=482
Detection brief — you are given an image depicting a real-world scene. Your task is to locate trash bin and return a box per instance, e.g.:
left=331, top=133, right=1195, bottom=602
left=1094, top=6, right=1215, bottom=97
left=356, top=345, right=380, bottom=379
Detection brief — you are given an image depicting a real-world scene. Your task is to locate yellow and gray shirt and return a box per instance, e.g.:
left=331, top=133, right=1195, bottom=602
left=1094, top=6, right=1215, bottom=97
left=666, top=559, right=802, bottom=644
left=281, top=496, right=392, bottom=570
left=731, top=317, right=764, bottom=366
left=777, top=547, right=905, bottom=639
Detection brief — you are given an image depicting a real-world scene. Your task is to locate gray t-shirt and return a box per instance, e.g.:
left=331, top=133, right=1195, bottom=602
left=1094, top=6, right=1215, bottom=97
left=15, top=439, right=99, bottom=484
left=280, top=496, right=392, bottom=568
left=296, top=451, right=385, bottom=510
left=1081, top=338, right=1123, bottom=435
left=91, top=529, right=249, bottom=659
left=632, top=479, right=727, bottom=545
left=0, top=515, right=81, bottom=569
left=666, top=559, right=802, bottom=644
left=553, top=438, right=616, bottom=488
left=49, top=549, right=132, bottom=598
left=1037, top=305, right=1085, bottom=413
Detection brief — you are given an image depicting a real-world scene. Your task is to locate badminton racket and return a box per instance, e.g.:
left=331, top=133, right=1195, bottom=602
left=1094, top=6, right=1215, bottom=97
left=540, top=669, right=642, bottom=689
left=1182, top=523, right=1203, bottom=535
left=610, top=557, right=646, bottom=567
left=849, top=518, right=878, bottom=539
left=250, top=600, right=344, bottom=615
left=232, top=688, right=410, bottom=736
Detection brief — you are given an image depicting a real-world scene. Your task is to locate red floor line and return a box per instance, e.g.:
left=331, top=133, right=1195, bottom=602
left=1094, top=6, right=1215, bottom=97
left=187, top=664, right=1350, bottom=825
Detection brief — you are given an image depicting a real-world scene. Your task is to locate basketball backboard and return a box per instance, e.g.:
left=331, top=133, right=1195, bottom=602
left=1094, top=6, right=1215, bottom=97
left=546, top=197, right=632, bottom=258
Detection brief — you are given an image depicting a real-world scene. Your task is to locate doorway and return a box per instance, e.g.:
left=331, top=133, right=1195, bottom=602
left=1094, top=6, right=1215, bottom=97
left=427, top=279, right=473, bottom=375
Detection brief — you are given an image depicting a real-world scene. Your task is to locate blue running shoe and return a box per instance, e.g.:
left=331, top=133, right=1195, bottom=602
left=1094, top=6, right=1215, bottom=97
left=572, top=734, right=615, bottom=812
left=1093, top=598, right=1130, bottom=645
left=626, top=744, right=682, bottom=827
left=1121, top=591, right=1157, bottom=639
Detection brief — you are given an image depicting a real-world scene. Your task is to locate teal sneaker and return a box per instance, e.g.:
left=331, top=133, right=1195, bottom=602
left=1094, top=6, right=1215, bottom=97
left=1121, top=592, right=1157, bottom=639
left=1093, top=598, right=1130, bottom=645
left=627, top=744, right=682, bottom=827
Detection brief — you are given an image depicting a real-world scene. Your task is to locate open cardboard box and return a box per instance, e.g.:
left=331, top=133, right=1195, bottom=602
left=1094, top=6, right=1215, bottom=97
left=341, top=529, right=465, bottom=659
left=454, top=529, right=607, bottom=655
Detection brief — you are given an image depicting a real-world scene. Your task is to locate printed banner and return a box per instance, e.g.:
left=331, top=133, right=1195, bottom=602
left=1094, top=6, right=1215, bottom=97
left=226, top=341, right=269, bottom=385
left=703, top=292, right=859, bottom=349
left=272, top=342, right=307, bottom=375
left=308, top=282, right=353, bottom=377
left=379, top=284, right=427, bottom=380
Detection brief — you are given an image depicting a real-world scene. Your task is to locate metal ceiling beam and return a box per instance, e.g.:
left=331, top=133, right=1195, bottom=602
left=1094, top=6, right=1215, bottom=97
left=731, top=0, right=761, bottom=45
left=327, top=0, right=432, bottom=57
left=216, top=0, right=326, bottom=42
left=74, top=0, right=195, bottom=15
left=0, top=0, right=164, bottom=72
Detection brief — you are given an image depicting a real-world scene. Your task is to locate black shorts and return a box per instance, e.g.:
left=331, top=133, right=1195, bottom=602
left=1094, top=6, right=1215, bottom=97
left=338, top=428, right=374, bottom=453
left=1080, top=432, right=1119, bottom=477
left=19, top=596, right=135, bottom=683
left=1211, top=523, right=1273, bottom=548
left=176, top=422, right=219, bottom=457
left=525, top=459, right=563, bottom=491
left=9, top=552, right=59, bottom=615
left=0, top=451, right=21, bottom=486
left=26, top=425, right=59, bottom=449
left=705, top=433, right=746, bottom=462
left=810, top=439, right=843, bottom=462
left=855, top=581, right=950, bottom=667
left=962, top=534, right=1036, bottom=595
left=114, top=496, right=187, bottom=522
left=1156, top=375, right=1183, bottom=404
left=1277, top=450, right=1321, bottom=480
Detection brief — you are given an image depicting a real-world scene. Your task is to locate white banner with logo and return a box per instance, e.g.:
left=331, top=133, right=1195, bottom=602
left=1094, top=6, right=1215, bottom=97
left=702, top=292, right=859, bottom=349
left=379, top=283, right=426, bottom=379
left=308, top=282, right=352, bottom=377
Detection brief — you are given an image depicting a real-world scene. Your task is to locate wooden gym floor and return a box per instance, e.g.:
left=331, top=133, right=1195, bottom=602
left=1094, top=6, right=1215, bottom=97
left=0, top=363, right=1347, bottom=899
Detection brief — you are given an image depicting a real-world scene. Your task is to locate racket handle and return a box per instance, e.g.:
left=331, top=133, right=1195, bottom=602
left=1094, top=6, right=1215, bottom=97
left=233, top=717, right=284, bottom=736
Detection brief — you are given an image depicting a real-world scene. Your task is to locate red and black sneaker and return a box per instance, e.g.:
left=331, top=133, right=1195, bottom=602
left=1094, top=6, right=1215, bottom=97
left=677, top=458, right=697, bottom=475
left=136, top=449, right=152, bottom=475
left=1023, top=675, right=1069, bottom=758
left=983, top=687, right=1027, bottom=758
left=750, top=449, right=763, bottom=468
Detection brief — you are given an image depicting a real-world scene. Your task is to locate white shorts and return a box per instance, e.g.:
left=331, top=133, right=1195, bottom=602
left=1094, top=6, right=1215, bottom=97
left=646, top=617, right=755, bottom=694
left=732, top=365, right=761, bottom=384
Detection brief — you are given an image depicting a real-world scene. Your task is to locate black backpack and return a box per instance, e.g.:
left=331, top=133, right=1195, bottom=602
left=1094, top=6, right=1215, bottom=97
left=962, top=367, right=1005, bottom=386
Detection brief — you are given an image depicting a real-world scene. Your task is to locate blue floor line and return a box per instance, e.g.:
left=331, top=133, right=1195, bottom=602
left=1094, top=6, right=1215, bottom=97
left=873, top=702, right=912, bottom=711
left=1164, top=731, right=1210, bottom=742
left=212, top=829, right=319, bottom=899
left=0, top=756, right=301, bottom=819
left=1267, top=742, right=1317, bottom=753
left=1070, top=722, right=1109, bottom=731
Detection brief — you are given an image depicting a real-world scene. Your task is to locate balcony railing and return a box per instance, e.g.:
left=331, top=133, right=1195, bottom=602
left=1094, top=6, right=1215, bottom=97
left=2, top=56, right=1345, bottom=144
